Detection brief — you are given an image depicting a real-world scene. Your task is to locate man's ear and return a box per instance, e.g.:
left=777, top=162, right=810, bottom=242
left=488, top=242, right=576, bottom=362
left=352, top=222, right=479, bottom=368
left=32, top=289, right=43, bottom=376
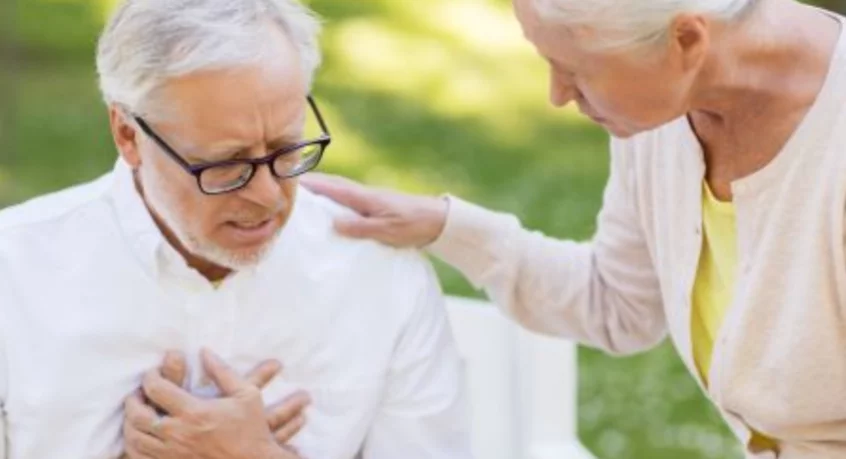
left=108, top=105, right=142, bottom=169
left=668, top=14, right=710, bottom=73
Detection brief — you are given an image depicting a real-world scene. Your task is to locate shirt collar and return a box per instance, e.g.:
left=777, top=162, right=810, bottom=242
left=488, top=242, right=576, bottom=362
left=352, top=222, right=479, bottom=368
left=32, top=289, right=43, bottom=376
left=109, top=158, right=169, bottom=278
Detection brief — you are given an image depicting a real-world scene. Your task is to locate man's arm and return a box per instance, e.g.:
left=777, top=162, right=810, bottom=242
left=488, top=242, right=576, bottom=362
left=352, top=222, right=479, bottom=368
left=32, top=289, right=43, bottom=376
left=1, top=261, right=9, bottom=459
left=361, top=259, right=473, bottom=459
left=1, top=312, right=8, bottom=459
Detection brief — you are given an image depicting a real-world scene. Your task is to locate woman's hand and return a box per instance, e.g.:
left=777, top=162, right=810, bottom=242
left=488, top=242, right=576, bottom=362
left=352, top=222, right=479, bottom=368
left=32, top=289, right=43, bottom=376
left=300, top=173, right=449, bottom=248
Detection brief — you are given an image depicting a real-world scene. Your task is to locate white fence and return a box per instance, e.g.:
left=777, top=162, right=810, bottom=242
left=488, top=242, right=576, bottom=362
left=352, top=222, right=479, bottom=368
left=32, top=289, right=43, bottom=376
left=445, top=296, right=595, bottom=459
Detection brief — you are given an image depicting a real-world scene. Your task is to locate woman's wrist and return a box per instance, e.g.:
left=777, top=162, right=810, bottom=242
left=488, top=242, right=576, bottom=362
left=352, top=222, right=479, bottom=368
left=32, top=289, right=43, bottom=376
left=420, top=195, right=450, bottom=247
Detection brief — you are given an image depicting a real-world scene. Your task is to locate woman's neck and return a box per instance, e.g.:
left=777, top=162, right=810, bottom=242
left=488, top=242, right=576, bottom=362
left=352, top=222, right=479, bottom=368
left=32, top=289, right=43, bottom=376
left=688, top=0, right=840, bottom=181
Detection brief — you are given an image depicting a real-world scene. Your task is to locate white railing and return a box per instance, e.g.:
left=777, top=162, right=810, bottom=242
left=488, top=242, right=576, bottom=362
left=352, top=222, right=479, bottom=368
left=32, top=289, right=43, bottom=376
left=445, top=296, right=595, bottom=459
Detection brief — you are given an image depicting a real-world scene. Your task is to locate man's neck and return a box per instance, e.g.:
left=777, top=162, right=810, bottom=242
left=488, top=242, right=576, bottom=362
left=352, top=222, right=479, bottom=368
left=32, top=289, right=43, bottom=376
left=134, top=174, right=232, bottom=283
left=155, top=221, right=232, bottom=282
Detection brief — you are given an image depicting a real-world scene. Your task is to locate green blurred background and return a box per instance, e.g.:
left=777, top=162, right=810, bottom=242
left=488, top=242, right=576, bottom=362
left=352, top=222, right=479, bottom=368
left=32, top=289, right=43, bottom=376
left=1, top=1, right=844, bottom=457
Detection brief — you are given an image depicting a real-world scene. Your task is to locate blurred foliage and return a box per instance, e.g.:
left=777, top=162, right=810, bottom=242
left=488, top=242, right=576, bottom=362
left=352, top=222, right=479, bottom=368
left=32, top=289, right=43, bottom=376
left=817, top=0, right=846, bottom=12
left=2, top=0, right=843, bottom=457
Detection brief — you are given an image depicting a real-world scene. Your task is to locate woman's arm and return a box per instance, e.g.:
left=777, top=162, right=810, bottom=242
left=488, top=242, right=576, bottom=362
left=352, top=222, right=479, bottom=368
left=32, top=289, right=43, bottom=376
left=301, top=140, right=666, bottom=355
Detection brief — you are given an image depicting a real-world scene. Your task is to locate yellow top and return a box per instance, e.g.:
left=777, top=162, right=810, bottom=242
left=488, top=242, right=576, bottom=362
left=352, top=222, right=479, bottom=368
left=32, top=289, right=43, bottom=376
left=691, top=182, right=778, bottom=453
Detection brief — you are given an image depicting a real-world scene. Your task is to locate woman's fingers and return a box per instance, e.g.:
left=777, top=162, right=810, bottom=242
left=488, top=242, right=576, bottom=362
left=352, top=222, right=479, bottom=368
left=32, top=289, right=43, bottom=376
left=300, top=173, right=378, bottom=215
left=302, top=172, right=449, bottom=247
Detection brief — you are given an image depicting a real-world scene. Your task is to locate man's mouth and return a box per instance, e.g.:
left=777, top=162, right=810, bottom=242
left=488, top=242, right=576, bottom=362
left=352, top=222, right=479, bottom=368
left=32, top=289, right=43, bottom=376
left=228, top=219, right=271, bottom=230
left=224, top=218, right=278, bottom=245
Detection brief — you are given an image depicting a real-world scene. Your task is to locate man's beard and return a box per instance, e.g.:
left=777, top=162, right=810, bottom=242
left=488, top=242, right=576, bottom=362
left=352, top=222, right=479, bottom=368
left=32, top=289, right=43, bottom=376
left=138, top=168, right=281, bottom=271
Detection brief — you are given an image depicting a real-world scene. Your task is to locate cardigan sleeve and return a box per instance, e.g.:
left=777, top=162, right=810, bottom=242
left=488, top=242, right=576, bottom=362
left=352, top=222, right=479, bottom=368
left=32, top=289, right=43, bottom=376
left=427, top=138, right=667, bottom=355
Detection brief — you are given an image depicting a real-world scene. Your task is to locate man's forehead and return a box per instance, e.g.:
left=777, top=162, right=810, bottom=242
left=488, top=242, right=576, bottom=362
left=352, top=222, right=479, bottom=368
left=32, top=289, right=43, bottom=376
left=157, top=62, right=305, bottom=114
left=145, top=85, right=308, bottom=161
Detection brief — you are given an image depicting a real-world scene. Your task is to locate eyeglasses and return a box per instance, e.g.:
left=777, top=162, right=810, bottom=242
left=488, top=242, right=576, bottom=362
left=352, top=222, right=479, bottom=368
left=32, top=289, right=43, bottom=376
left=133, top=96, right=332, bottom=195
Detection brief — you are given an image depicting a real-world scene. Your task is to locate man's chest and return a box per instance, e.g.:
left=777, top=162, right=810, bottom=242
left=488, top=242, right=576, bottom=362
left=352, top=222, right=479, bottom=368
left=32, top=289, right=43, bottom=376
left=3, top=284, right=397, bottom=459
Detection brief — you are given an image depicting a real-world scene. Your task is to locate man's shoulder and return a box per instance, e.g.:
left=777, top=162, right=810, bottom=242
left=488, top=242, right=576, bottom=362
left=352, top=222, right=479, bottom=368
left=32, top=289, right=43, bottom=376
left=0, top=173, right=113, bottom=232
left=288, top=186, right=440, bottom=304
left=292, top=186, right=428, bottom=266
left=0, top=173, right=114, bottom=258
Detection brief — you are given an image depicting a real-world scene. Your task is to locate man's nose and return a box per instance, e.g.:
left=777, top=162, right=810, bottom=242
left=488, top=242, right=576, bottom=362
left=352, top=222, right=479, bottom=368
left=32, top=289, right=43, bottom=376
left=239, top=164, right=285, bottom=210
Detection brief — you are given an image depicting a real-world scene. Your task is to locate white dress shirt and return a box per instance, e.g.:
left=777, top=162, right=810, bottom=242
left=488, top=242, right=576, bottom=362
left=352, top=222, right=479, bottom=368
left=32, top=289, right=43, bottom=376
left=0, top=160, right=472, bottom=459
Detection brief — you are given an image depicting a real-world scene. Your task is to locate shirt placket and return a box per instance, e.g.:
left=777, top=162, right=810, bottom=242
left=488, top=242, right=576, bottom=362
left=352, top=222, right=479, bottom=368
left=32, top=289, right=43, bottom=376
left=191, top=280, right=238, bottom=396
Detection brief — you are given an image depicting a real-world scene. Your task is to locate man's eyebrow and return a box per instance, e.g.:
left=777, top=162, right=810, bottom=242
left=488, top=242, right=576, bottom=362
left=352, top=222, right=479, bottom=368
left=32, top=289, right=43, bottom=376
left=267, top=133, right=304, bottom=149
left=186, top=133, right=304, bottom=163
left=182, top=142, right=248, bottom=163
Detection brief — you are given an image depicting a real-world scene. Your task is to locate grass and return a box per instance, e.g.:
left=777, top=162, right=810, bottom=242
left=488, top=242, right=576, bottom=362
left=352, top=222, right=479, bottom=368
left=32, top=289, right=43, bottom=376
left=0, top=1, right=751, bottom=457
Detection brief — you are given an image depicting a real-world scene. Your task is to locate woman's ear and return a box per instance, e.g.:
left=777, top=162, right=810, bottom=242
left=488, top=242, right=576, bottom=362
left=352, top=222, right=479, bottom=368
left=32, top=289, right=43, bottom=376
left=669, top=14, right=711, bottom=73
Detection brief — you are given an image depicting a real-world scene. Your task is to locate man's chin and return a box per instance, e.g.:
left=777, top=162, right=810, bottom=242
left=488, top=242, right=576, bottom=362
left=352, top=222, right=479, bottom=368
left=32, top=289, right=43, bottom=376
left=189, top=236, right=278, bottom=271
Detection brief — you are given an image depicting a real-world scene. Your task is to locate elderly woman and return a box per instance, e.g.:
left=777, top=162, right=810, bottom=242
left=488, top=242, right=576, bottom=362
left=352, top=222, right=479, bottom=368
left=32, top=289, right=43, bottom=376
left=304, top=0, right=846, bottom=457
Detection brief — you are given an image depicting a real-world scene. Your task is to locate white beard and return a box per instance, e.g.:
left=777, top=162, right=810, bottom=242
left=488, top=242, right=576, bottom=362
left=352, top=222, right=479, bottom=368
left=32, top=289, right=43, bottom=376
left=138, top=168, right=279, bottom=271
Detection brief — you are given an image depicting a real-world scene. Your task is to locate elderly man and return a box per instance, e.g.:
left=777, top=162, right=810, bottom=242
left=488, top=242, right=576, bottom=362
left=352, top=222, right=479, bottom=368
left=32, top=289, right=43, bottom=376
left=0, top=1, right=471, bottom=458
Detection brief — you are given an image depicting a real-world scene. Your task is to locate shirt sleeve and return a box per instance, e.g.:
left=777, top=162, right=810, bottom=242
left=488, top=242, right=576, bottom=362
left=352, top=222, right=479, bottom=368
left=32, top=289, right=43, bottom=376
left=427, top=138, right=666, bottom=355
left=0, top=260, right=9, bottom=459
left=1, top=304, right=7, bottom=458
left=0, top=356, right=6, bottom=459
left=361, top=258, right=473, bottom=459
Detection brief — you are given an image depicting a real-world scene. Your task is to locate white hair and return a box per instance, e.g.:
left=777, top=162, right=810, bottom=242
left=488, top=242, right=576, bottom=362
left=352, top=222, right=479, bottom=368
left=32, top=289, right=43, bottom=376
left=532, top=0, right=759, bottom=50
left=96, top=0, right=322, bottom=114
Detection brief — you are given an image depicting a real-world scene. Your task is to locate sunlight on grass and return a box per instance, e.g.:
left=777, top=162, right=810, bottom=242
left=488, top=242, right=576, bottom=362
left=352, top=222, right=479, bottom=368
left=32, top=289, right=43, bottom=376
left=326, top=20, right=453, bottom=96
left=431, top=1, right=529, bottom=57
left=324, top=0, right=594, bottom=142
left=316, top=102, right=469, bottom=196
left=95, top=0, right=119, bottom=20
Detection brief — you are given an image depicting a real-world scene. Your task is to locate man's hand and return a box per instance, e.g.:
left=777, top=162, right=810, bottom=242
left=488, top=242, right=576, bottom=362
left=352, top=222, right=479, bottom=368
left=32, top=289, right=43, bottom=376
left=153, top=350, right=311, bottom=445
left=122, top=349, right=310, bottom=459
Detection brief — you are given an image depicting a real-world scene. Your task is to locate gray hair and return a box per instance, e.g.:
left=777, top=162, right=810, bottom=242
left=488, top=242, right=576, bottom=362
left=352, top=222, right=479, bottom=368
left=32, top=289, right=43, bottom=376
left=532, top=0, right=758, bottom=50
left=96, top=0, right=321, bottom=114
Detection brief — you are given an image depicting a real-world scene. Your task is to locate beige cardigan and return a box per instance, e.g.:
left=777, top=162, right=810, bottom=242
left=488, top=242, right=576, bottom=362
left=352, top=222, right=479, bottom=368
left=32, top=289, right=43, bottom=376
left=429, top=13, right=846, bottom=459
